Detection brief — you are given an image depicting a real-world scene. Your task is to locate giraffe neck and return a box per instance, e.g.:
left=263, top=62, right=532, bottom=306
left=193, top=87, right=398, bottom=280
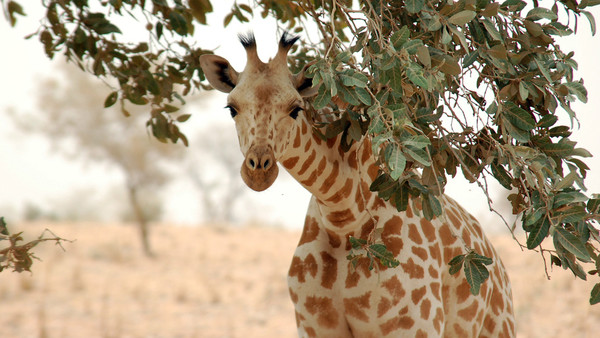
left=279, top=112, right=379, bottom=234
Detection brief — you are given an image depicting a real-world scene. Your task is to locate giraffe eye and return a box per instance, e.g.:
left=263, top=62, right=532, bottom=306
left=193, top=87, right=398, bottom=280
left=225, top=105, right=238, bottom=118
left=289, top=106, right=303, bottom=120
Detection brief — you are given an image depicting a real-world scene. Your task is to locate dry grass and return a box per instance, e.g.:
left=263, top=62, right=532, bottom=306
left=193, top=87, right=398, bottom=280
left=1, top=222, right=599, bottom=337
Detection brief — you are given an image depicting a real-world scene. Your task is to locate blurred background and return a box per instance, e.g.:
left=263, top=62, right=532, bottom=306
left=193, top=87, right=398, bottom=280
left=1, top=2, right=600, bottom=338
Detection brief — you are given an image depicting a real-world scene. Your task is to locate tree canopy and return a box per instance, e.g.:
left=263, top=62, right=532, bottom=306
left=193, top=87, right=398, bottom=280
left=3, top=0, right=600, bottom=303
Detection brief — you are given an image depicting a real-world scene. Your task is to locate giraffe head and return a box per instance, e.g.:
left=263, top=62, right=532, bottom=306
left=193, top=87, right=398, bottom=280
left=199, top=32, right=317, bottom=191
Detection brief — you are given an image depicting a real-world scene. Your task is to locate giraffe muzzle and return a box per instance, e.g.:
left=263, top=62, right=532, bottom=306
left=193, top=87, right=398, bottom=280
left=240, top=145, right=279, bottom=191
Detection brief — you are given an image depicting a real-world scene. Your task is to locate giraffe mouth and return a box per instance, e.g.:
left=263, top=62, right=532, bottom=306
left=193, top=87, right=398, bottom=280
left=240, top=145, right=279, bottom=191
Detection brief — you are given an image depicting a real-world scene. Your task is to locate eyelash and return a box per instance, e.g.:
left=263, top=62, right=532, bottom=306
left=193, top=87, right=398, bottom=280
left=225, top=105, right=238, bottom=118
left=289, top=106, right=303, bottom=120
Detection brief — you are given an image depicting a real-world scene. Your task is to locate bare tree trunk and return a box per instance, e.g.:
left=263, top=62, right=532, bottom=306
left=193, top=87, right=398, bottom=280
left=127, top=183, right=153, bottom=257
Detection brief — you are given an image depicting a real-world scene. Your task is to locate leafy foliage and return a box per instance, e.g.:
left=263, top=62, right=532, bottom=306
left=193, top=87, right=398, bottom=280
left=0, top=218, right=69, bottom=273
left=3, top=0, right=600, bottom=302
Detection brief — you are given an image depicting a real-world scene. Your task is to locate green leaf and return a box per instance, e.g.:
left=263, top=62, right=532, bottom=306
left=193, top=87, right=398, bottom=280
left=401, top=135, right=430, bottom=148
left=104, top=91, right=118, bottom=108
left=582, top=10, right=597, bottom=36
left=313, top=85, right=332, bottom=109
left=463, top=50, right=479, bottom=68
left=491, top=162, right=512, bottom=189
left=394, top=184, right=409, bottom=212
left=354, top=87, right=371, bottom=105
left=564, top=81, right=588, bottom=103
left=385, top=66, right=403, bottom=94
left=591, top=283, right=600, bottom=305
left=339, top=70, right=369, bottom=88
left=555, top=205, right=588, bottom=224
left=449, top=254, right=465, bottom=275
left=177, top=114, right=191, bottom=122
left=535, top=58, right=553, bottom=83
left=423, top=194, right=442, bottom=220
left=526, top=7, right=558, bottom=21
left=406, top=63, right=428, bottom=89
left=448, top=10, right=477, bottom=26
left=390, top=26, right=410, bottom=49
left=539, top=142, right=574, bottom=157
left=503, top=118, right=530, bottom=142
left=526, top=217, right=550, bottom=249
left=338, top=84, right=360, bottom=106
left=402, top=39, right=424, bottom=54
left=555, top=227, right=591, bottom=262
left=464, top=258, right=490, bottom=295
left=537, top=114, right=558, bottom=128
left=405, top=145, right=431, bottom=166
left=405, top=0, right=424, bottom=13
left=503, top=102, right=536, bottom=131
left=169, top=11, right=188, bottom=36
left=481, top=18, right=502, bottom=41
left=386, top=144, right=407, bottom=180
left=587, top=198, right=600, bottom=214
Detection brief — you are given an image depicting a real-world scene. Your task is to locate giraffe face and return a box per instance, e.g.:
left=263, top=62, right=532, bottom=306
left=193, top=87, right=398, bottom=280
left=199, top=33, right=316, bottom=191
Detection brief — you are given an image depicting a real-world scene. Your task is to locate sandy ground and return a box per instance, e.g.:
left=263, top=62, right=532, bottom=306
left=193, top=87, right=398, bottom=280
left=1, top=222, right=599, bottom=338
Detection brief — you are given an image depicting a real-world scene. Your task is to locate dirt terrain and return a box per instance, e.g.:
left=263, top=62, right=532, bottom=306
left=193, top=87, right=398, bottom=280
left=1, top=222, right=599, bottom=338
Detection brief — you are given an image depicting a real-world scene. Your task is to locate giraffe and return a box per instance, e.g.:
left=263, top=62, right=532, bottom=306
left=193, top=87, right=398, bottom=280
left=199, top=32, right=516, bottom=338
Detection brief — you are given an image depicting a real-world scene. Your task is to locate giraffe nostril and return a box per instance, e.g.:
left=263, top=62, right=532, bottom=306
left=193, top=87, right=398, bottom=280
left=249, top=159, right=256, bottom=169
left=264, top=159, right=270, bottom=169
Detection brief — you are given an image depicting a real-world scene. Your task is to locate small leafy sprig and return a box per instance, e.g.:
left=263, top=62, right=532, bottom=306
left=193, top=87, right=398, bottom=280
left=0, top=218, right=70, bottom=273
left=347, top=236, right=400, bottom=271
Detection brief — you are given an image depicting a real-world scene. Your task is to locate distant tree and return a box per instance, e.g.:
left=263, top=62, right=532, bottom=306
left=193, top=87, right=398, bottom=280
left=187, top=123, right=247, bottom=223
left=3, top=0, right=600, bottom=301
left=12, top=62, right=186, bottom=257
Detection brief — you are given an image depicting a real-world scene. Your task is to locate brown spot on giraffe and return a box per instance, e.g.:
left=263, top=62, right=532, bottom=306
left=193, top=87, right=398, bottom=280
left=325, top=229, right=341, bottom=248
left=320, top=251, right=337, bottom=289
left=411, top=286, right=427, bottom=304
left=282, top=156, right=299, bottom=169
left=456, top=279, right=472, bottom=304
left=457, top=300, right=479, bottom=321
left=289, top=254, right=317, bottom=283
left=382, top=216, right=403, bottom=256
left=420, top=298, right=431, bottom=320
left=382, top=276, right=406, bottom=304
left=326, top=208, right=356, bottom=227
left=420, top=218, right=436, bottom=242
left=359, top=218, right=376, bottom=239
left=430, top=282, right=441, bottom=301
left=344, top=292, right=371, bottom=322
left=438, top=223, right=457, bottom=246
left=304, top=296, right=339, bottom=329
left=298, top=150, right=316, bottom=175
left=428, top=265, right=438, bottom=279
left=345, top=257, right=372, bottom=288
left=319, top=160, right=340, bottom=194
left=377, top=297, right=392, bottom=318
left=416, top=329, right=428, bottom=338
left=401, top=258, right=425, bottom=279
left=293, top=127, right=302, bottom=148
left=346, top=149, right=358, bottom=169
left=407, top=223, right=423, bottom=245
left=298, top=216, right=319, bottom=246
left=380, top=316, right=415, bottom=335
left=325, top=177, right=353, bottom=203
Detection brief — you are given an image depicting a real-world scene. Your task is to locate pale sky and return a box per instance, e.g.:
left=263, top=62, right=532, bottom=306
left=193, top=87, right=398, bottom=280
left=0, top=3, right=598, bottom=231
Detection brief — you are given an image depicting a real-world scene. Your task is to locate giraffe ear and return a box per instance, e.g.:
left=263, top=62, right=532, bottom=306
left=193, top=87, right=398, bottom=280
left=293, top=61, right=319, bottom=97
left=199, top=54, right=239, bottom=93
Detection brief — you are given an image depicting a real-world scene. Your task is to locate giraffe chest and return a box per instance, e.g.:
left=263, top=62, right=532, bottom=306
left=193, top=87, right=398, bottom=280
left=287, top=196, right=514, bottom=337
